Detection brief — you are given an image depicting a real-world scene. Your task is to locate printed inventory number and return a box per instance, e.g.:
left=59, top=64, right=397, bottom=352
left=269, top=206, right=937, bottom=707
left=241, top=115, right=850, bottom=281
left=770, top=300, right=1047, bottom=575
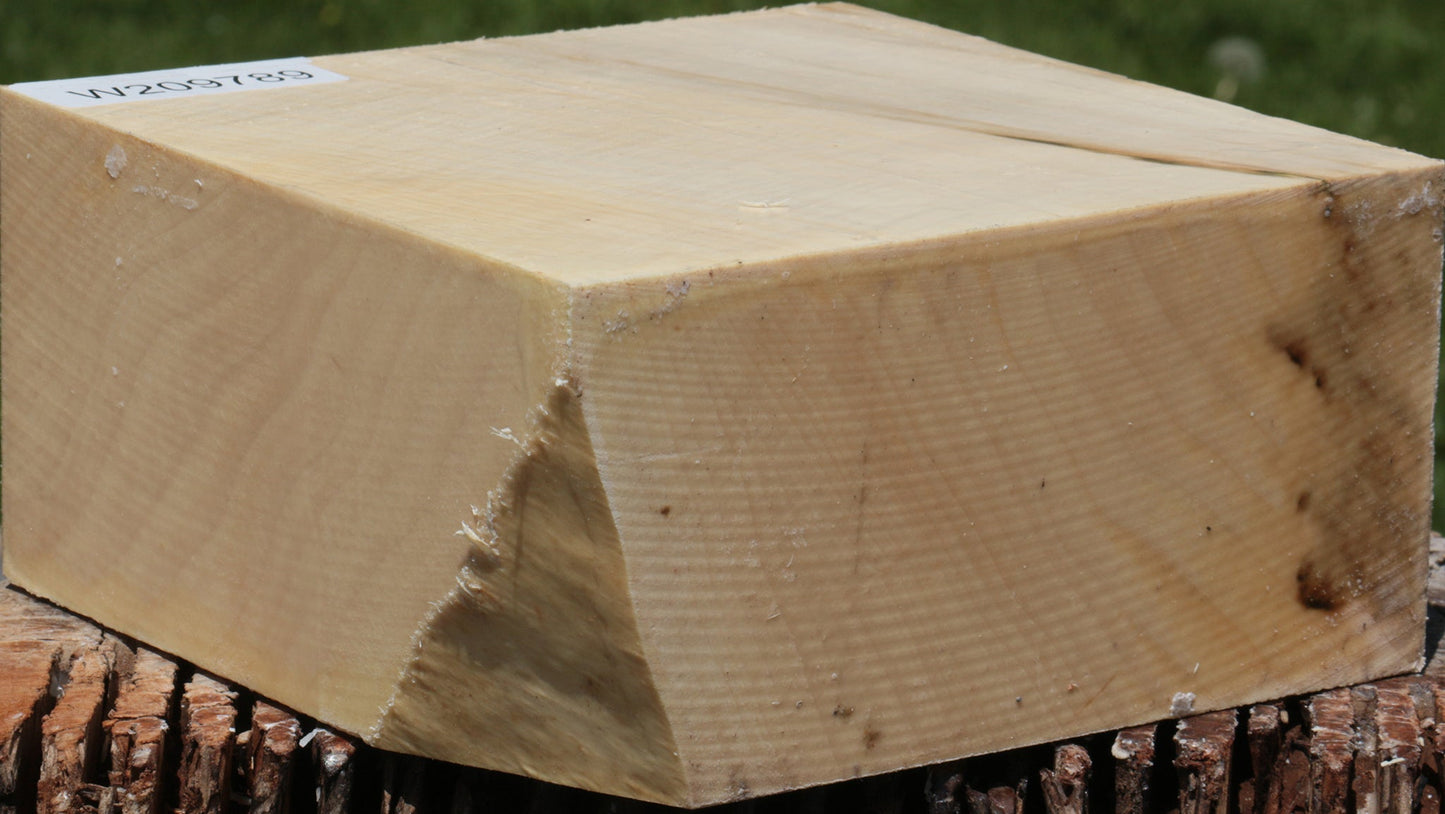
left=67, top=70, right=319, bottom=102
left=10, top=58, right=347, bottom=108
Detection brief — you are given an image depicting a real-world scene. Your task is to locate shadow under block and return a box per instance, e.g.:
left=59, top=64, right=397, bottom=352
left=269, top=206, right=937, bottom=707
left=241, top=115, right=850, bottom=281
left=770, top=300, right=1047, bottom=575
left=2, top=3, right=1443, bottom=807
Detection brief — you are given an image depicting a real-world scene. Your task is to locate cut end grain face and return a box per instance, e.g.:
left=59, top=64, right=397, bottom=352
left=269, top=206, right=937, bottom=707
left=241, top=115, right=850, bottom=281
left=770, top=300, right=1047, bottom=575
left=2, top=3, right=1443, bottom=807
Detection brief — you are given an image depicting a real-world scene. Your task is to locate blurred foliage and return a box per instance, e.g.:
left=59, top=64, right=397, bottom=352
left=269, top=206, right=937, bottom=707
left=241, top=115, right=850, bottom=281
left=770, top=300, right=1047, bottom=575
left=4, top=0, right=1445, bottom=523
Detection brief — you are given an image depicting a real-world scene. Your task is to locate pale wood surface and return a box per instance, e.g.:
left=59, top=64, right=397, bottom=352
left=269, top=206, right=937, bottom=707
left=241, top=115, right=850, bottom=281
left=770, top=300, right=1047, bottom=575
left=2, top=2, right=1443, bottom=806
left=46, top=4, right=1432, bottom=285
left=1, top=89, right=564, bottom=742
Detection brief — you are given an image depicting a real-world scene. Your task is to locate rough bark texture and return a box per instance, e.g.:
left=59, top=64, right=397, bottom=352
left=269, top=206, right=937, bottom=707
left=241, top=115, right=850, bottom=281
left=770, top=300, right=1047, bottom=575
left=8, top=582, right=1445, bottom=811
left=246, top=702, right=302, bottom=814
left=1306, top=689, right=1355, bottom=814
left=0, top=649, right=54, bottom=800
left=37, top=642, right=114, bottom=814
left=309, top=730, right=357, bottom=814
left=1244, top=705, right=1282, bottom=814
left=381, top=756, right=425, bottom=814
left=1175, top=710, right=1238, bottom=814
left=1112, top=725, right=1157, bottom=814
left=1040, top=744, right=1090, bottom=814
left=0, top=588, right=102, bottom=804
left=176, top=675, right=237, bottom=814
left=105, top=647, right=177, bottom=814
left=925, top=761, right=967, bottom=814
left=1376, top=681, right=1424, bottom=814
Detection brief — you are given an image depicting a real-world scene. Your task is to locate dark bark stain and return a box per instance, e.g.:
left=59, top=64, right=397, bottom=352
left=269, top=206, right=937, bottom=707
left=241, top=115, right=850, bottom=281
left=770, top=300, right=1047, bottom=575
left=1296, top=559, right=1345, bottom=611
left=1266, top=175, right=1441, bottom=624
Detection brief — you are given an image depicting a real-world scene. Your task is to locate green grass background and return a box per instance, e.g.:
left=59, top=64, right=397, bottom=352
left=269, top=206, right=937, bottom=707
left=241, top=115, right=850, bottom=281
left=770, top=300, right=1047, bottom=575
left=3, top=0, right=1445, bottom=523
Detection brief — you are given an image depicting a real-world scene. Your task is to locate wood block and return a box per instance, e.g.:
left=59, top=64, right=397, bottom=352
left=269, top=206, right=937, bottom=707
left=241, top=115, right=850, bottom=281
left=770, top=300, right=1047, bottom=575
left=2, top=3, right=1442, bottom=807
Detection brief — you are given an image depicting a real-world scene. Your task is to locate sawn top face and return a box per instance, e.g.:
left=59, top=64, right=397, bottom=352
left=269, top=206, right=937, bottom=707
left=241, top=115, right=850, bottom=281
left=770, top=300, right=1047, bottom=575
left=15, top=3, right=1436, bottom=285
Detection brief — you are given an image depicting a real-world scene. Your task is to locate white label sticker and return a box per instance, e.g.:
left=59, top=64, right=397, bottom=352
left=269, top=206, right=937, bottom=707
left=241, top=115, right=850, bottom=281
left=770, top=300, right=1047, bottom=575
left=9, top=57, right=348, bottom=109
